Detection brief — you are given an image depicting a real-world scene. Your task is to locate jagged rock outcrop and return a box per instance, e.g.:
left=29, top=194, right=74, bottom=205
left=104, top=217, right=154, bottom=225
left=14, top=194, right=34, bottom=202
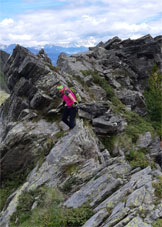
left=57, top=34, right=162, bottom=116
left=115, top=89, right=146, bottom=116
left=37, top=48, right=52, bottom=65
left=0, top=35, right=162, bottom=227
left=1, top=45, right=61, bottom=122
left=0, top=50, right=10, bottom=92
left=0, top=50, right=9, bottom=73
left=4, top=45, right=50, bottom=92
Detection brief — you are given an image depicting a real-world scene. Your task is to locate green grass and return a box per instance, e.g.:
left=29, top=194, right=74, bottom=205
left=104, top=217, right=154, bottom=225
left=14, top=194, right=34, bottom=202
left=153, top=176, right=162, bottom=199
left=80, top=70, right=91, bottom=77
left=60, top=163, right=78, bottom=179
left=152, top=218, right=162, bottom=227
left=80, top=70, right=114, bottom=99
left=110, top=96, right=126, bottom=114
left=0, top=177, right=25, bottom=212
left=10, top=187, right=63, bottom=226
left=126, top=149, right=150, bottom=169
left=55, top=130, right=66, bottom=139
left=10, top=186, right=94, bottom=227
left=124, top=111, right=155, bottom=143
left=92, top=71, right=114, bottom=98
left=75, top=75, right=88, bottom=90
left=0, top=136, right=55, bottom=208
left=151, top=121, right=162, bottom=138
left=100, top=101, right=156, bottom=159
left=144, top=66, right=162, bottom=137
left=46, top=63, right=59, bottom=72
left=100, top=136, right=117, bottom=155
left=117, top=132, right=134, bottom=152
left=62, top=176, right=79, bottom=192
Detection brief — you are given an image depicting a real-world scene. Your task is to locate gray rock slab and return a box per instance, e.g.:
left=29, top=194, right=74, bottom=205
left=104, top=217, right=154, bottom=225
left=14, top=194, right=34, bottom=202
left=149, top=203, right=162, bottom=220
left=64, top=173, right=121, bottom=208
left=26, top=120, right=104, bottom=191
left=125, top=216, right=151, bottom=227
left=126, top=186, right=146, bottom=208
left=94, top=180, right=136, bottom=212
left=102, top=207, right=130, bottom=227
left=136, top=132, right=152, bottom=148
left=82, top=208, right=108, bottom=227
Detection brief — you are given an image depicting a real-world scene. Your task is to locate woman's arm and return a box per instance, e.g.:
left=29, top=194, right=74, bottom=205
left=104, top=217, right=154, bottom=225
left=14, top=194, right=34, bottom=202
left=68, top=93, right=77, bottom=103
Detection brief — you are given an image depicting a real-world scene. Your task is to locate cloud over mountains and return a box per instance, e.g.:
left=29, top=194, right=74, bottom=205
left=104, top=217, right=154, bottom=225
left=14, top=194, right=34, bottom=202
left=0, top=0, right=162, bottom=47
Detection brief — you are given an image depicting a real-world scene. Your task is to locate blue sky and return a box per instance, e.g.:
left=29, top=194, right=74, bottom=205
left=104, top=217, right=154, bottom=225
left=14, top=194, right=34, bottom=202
left=0, top=0, right=66, bottom=20
left=0, top=0, right=162, bottom=47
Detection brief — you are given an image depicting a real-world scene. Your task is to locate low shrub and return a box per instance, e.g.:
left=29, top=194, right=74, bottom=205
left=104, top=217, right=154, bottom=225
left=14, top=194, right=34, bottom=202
left=92, top=71, right=114, bottom=98
left=100, top=136, right=117, bottom=155
left=0, top=172, right=32, bottom=212
left=144, top=65, right=162, bottom=137
left=62, top=176, right=79, bottom=192
left=124, top=111, right=154, bottom=143
left=152, top=218, right=162, bottom=227
left=0, top=179, right=21, bottom=211
left=10, top=186, right=94, bottom=227
left=46, top=63, right=59, bottom=72
left=153, top=176, right=162, bottom=199
left=126, top=149, right=149, bottom=169
left=80, top=70, right=114, bottom=99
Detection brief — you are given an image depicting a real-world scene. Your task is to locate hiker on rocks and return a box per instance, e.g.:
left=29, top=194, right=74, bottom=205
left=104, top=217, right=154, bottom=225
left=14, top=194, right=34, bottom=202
left=56, top=84, right=78, bottom=129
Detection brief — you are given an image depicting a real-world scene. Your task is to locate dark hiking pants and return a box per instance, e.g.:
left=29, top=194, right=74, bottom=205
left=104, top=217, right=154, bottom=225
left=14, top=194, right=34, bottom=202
left=62, top=106, right=77, bottom=129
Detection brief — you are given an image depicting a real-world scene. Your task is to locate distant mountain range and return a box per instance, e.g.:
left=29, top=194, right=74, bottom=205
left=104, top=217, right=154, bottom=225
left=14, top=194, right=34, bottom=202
left=0, top=44, right=88, bottom=65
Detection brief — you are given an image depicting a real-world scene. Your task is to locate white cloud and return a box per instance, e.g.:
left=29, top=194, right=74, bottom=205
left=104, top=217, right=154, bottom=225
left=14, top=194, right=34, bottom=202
left=0, top=0, right=162, bottom=47
left=0, top=18, right=14, bottom=26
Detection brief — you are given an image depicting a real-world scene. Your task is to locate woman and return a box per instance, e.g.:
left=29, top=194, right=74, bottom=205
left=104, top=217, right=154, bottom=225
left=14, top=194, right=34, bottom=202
left=56, top=84, right=78, bottom=129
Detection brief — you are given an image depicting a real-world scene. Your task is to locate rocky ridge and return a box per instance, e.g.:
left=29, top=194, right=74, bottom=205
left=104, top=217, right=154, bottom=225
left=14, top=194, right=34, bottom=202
left=0, top=50, right=9, bottom=92
left=0, top=50, right=9, bottom=73
left=0, top=34, right=162, bottom=226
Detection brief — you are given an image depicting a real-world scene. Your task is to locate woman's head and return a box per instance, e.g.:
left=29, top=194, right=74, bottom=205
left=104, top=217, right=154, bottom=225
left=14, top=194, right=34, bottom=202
left=56, top=84, right=64, bottom=92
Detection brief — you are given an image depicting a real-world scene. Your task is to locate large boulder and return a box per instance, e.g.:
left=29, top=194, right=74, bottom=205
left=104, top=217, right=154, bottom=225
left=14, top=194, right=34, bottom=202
left=78, top=101, right=109, bottom=120
left=116, top=88, right=146, bottom=116
left=92, top=113, right=127, bottom=135
left=115, top=34, right=162, bottom=90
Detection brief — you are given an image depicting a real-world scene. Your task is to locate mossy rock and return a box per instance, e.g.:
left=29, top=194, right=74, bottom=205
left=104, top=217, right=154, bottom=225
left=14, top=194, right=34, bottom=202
left=0, top=90, right=9, bottom=106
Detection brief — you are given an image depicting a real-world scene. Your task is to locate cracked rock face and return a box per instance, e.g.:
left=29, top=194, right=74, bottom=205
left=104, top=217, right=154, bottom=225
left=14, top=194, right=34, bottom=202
left=26, top=119, right=105, bottom=191
left=0, top=120, right=60, bottom=182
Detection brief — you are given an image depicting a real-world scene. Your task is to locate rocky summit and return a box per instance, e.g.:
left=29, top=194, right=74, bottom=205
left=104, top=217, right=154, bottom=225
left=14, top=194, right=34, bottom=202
left=0, top=34, right=162, bottom=227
